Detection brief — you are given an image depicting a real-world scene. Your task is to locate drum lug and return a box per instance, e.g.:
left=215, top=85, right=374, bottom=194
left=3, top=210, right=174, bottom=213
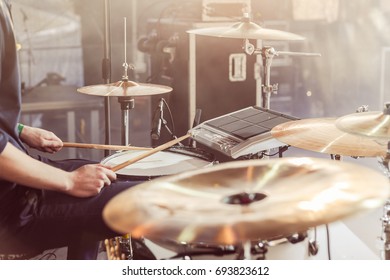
left=308, top=240, right=319, bottom=256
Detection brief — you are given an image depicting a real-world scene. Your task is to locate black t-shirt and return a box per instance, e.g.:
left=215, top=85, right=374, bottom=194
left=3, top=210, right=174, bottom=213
left=0, top=0, right=25, bottom=153
left=0, top=0, right=32, bottom=216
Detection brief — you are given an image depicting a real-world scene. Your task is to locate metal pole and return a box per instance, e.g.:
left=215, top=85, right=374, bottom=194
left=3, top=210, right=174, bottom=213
left=103, top=0, right=112, bottom=156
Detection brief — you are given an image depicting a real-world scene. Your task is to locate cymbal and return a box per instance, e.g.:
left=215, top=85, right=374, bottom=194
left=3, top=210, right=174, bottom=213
left=187, top=20, right=305, bottom=41
left=271, top=118, right=387, bottom=157
left=77, top=80, right=172, bottom=97
left=336, top=111, right=390, bottom=139
left=103, top=158, right=389, bottom=245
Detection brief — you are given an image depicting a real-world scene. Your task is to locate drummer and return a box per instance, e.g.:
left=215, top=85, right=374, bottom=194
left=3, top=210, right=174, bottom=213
left=0, top=0, right=142, bottom=259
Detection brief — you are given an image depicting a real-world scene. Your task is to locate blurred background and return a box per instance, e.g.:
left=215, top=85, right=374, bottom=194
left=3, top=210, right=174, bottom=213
left=14, top=0, right=390, bottom=158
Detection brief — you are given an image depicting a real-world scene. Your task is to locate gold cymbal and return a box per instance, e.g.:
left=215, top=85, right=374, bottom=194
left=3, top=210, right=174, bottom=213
left=271, top=118, right=387, bottom=157
left=103, top=158, right=389, bottom=245
left=336, top=111, right=390, bottom=139
left=77, top=80, right=172, bottom=97
left=187, top=20, right=305, bottom=41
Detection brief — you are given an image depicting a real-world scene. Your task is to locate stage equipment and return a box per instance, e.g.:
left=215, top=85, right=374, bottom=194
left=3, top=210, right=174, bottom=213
left=188, top=15, right=320, bottom=109
left=271, top=118, right=387, bottom=157
left=187, top=17, right=305, bottom=41
left=102, top=146, right=215, bottom=180
left=189, top=106, right=298, bottom=158
left=103, top=157, right=390, bottom=258
left=336, top=103, right=390, bottom=139
left=78, top=17, right=172, bottom=146
left=201, top=0, right=251, bottom=22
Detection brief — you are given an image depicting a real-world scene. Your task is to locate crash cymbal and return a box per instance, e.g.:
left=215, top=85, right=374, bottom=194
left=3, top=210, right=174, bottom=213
left=271, top=118, right=387, bottom=157
left=187, top=20, right=305, bottom=41
left=77, top=80, right=172, bottom=97
left=336, top=110, right=390, bottom=139
left=103, top=157, right=389, bottom=245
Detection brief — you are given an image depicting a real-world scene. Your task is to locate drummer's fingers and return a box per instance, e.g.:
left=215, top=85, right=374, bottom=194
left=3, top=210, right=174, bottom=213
left=98, top=164, right=117, bottom=182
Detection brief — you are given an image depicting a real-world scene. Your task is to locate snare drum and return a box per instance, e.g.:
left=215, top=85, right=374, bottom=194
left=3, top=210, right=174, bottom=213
left=101, top=146, right=215, bottom=180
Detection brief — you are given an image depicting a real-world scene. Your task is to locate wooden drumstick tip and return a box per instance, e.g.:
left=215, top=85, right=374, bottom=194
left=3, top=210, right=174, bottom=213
left=111, top=133, right=191, bottom=172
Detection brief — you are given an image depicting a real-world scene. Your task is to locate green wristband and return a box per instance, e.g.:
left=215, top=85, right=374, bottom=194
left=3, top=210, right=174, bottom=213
left=17, top=123, right=24, bottom=135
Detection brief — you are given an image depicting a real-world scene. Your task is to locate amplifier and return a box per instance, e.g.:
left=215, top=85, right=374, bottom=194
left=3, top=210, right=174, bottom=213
left=189, top=106, right=299, bottom=158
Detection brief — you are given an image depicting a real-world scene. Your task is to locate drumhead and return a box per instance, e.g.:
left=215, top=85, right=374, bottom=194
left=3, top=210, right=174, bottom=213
left=101, top=146, right=214, bottom=179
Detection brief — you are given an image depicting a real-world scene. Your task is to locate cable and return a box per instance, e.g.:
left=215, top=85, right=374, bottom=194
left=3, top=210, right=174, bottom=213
left=162, top=97, right=176, bottom=137
left=325, top=224, right=332, bottom=260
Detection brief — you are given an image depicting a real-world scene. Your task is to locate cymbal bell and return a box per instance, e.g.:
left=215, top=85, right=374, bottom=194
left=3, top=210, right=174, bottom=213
left=77, top=80, right=172, bottom=97
left=271, top=118, right=387, bottom=157
left=336, top=110, right=390, bottom=139
left=187, top=20, right=305, bottom=41
left=103, top=158, right=389, bottom=245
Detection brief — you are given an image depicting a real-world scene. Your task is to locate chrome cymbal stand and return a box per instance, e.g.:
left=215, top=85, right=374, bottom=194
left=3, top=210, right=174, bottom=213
left=381, top=200, right=390, bottom=260
left=117, top=17, right=135, bottom=259
left=243, top=39, right=321, bottom=109
left=102, top=0, right=112, bottom=156
left=378, top=142, right=390, bottom=260
left=118, top=17, right=136, bottom=146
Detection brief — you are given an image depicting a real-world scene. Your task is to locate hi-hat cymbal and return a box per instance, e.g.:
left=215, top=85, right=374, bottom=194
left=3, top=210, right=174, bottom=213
left=187, top=20, right=305, bottom=41
left=336, top=110, right=390, bottom=139
left=77, top=80, right=172, bottom=97
left=271, top=118, right=387, bottom=157
left=103, top=158, right=389, bottom=245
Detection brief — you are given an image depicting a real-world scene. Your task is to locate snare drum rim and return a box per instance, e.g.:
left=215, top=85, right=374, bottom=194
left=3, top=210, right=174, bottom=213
left=101, top=145, right=216, bottom=180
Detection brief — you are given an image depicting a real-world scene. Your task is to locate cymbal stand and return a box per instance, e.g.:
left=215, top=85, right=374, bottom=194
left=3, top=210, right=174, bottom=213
left=237, top=241, right=256, bottom=260
left=118, top=17, right=136, bottom=146
left=243, top=40, right=321, bottom=109
left=102, top=0, right=112, bottom=156
left=377, top=142, right=390, bottom=260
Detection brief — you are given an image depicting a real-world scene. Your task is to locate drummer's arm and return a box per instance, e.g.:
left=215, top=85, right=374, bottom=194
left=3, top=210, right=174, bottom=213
left=0, top=142, right=116, bottom=197
left=19, top=124, right=63, bottom=153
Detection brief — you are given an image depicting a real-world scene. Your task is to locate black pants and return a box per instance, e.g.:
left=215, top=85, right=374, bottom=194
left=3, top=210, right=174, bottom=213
left=0, top=158, right=143, bottom=259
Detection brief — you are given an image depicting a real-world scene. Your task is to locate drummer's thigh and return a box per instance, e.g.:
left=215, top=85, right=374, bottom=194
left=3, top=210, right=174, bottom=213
left=39, top=179, right=143, bottom=216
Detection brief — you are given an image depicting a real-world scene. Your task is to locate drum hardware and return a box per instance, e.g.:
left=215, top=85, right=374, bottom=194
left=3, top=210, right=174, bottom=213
left=105, top=236, right=156, bottom=260
left=188, top=108, right=202, bottom=148
left=380, top=200, right=390, bottom=260
left=376, top=142, right=390, bottom=260
left=77, top=17, right=173, bottom=146
left=151, top=97, right=179, bottom=142
left=102, top=0, right=112, bottom=156
left=307, top=227, right=319, bottom=257
left=247, top=44, right=321, bottom=109
left=336, top=105, right=390, bottom=260
left=308, top=239, right=319, bottom=256
left=104, top=237, right=129, bottom=260
left=77, top=81, right=172, bottom=146
left=160, top=242, right=236, bottom=260
left=187, top=15, right=318, bottom=110
left=103, top=157, right=390, bottom=260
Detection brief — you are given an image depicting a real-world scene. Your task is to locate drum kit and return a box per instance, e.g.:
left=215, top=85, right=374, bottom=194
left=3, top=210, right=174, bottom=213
left=71, top=16, right=390, bottom=260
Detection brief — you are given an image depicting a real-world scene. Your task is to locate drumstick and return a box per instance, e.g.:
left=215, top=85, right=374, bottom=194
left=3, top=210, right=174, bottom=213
left=63, top=142, right=152, bottom=151
left=111, top=134, right=191, bottom=172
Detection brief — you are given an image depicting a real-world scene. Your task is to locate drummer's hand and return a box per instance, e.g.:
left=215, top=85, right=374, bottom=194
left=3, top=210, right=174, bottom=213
left=20, top=125, right=63, bottom=153
left=67, top=164, right=117, bottom=197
